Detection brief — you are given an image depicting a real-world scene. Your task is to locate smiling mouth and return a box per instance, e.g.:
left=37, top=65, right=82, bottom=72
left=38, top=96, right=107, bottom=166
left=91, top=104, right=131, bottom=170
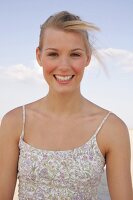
left=54, top=75, right=74, bottom=81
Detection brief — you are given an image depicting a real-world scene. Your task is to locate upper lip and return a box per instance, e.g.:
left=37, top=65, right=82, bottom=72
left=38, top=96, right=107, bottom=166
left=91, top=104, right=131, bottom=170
left=54, top=74, right=74, bottom=76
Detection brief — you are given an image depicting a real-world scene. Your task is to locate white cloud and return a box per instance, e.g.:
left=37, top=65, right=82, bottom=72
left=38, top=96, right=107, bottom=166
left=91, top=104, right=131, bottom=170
left=0, top=63, right=44, bottom=82
left=0, top=63, right=48, bottom=118
left=96, top=48, right=133, bottom=72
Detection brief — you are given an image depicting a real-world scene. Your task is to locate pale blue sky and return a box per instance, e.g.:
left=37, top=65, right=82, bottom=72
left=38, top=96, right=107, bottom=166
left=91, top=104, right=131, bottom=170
left=0, top=0, right=133, bottom=128
left=0, top=0, right=133, bottom=66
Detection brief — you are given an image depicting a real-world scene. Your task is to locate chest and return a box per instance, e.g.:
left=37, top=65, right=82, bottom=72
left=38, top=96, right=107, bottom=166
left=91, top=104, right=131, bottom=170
left=25, top=115, right=98, bottom=151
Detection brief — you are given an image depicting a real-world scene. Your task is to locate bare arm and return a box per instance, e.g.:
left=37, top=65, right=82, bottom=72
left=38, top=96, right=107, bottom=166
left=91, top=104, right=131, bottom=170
left=0, top=108, right=22, bottom=200
left=106, top=115, right=133, bottom=199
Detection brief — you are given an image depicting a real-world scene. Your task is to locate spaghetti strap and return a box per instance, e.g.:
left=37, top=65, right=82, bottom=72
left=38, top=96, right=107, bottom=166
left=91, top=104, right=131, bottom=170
left=21, top=105, right=26, bottom=139
left=94, top=111, right=111, bottom=137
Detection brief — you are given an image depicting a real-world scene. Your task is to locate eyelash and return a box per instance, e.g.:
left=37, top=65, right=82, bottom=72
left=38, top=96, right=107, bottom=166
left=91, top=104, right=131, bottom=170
left=47, top=53, right=58, bottom=57
left=71, top=53, right=81, bottom=57
left=47, top=53, right=81, bottom=57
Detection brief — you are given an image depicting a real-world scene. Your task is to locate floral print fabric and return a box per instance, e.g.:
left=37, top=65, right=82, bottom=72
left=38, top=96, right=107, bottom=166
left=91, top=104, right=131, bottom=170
left=18, top=133, right=106, bottom=200
left=17, top=106, right=110, bottom=200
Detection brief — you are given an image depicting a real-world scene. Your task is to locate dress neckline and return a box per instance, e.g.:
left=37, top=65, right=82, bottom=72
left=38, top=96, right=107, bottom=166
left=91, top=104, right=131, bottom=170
left=20, top=105, right=111, bottom=161
left=19, top=129, right=106, bottom=164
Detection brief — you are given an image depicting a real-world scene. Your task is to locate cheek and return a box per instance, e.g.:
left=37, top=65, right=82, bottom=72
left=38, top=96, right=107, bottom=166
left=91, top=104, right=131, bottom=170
left=42, top=60, right=56, bottom=74
left=72, top=60, right=86, bottom=73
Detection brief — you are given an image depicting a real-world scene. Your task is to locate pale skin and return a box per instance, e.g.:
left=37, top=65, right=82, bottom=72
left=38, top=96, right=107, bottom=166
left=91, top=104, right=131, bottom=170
left=0, top=28, right=133, bottom=200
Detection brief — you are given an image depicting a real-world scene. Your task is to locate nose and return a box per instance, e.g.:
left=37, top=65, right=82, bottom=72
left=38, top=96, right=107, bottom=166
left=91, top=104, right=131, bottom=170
left=58, top=56, right=71, bottom=71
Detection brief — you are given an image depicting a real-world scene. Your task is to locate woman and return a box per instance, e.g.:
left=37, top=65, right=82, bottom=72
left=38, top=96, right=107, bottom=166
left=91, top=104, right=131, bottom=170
left=0, top=11, right=133, bottom=200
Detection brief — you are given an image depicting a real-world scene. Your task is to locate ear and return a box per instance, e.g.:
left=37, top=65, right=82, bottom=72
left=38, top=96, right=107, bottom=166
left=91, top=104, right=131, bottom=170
left=36, top=47, right=42, bottom=67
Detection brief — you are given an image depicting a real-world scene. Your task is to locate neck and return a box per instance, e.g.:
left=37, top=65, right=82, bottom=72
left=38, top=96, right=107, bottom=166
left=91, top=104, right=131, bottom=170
left=44, top=90, right=86, bottom=116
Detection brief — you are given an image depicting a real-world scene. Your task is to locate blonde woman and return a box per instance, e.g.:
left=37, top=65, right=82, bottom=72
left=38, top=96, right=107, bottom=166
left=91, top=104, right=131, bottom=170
left=0, top=11, right=133, bottom=199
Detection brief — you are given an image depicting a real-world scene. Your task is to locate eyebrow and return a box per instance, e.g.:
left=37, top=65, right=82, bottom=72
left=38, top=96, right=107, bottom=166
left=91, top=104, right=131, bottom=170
left=71, top=48, right=85, bottom=52
left=45, top=48, right=85, bottom=51
left=45, top=48, right=58, bottom=51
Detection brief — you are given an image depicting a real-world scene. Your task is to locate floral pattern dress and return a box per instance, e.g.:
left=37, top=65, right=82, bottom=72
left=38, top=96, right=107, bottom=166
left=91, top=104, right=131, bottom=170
left=17, top=106, right=111, bottom=200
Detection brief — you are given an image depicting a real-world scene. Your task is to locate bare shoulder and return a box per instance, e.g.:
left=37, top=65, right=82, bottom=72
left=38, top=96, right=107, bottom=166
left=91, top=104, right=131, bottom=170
left=85, top=101, right=129, bottom=142
left=104, top=112, right=130, bottom=153
left=107, top=112, right=129, bottom=139
left=0, top=106, right=23, bottom=142
left=0, top=107, right=24, bottom=198
left=23, top=97, right=46, bottom=112
left=104, top=113, right=133, bottom=199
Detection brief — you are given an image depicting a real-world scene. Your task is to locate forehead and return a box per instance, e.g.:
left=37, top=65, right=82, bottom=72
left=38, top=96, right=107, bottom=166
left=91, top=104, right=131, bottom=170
left=42, top=28, right=87, bottom=49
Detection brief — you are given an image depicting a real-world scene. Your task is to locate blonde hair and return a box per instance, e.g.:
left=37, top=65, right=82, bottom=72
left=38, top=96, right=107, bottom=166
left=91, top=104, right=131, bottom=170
left=38, top=11, right=100, bottom=53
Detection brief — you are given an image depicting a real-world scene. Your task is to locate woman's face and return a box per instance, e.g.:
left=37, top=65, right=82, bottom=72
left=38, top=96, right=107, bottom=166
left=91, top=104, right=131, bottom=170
left=36, top=27, right=91, bottom=94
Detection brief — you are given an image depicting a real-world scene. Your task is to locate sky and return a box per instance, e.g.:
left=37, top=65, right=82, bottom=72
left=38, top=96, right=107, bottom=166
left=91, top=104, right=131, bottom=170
left=0, top=0, right=133, bottom=128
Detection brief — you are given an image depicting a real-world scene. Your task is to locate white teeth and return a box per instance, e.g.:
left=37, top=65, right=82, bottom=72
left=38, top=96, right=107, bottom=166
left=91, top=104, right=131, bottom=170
left=55, top=75, right=73, bottom=81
